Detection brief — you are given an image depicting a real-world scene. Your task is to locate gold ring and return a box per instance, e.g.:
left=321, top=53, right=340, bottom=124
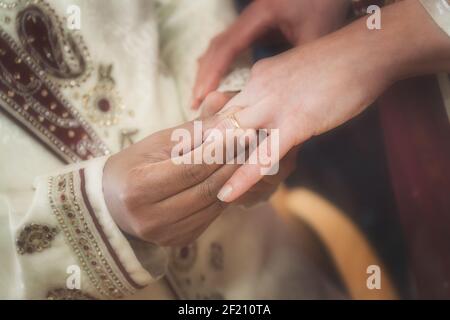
left=227, top=112, right=241, bottom=129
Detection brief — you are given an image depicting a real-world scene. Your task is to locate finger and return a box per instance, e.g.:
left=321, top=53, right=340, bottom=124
left=192, top=0, right=275, bottom=109
left=145, top=119, right=248, bottom=199
left=139, top=115, right=224, bottom=162
left=199, top=91, right=237, bottom=119
left=159, top=201, right=227, bottom=246
left=219, top=100, right=273, bottom=130
left=192, top=58, right=228, bottom=109
left=217, top=121, right=306, bottom=202
left=155, top=157, right=239, bottom=221
left=234, top=148, right=298, bottom=206
left=261, top=146, right=298, bottom=185
left=147, top=147, right=223, bottom=200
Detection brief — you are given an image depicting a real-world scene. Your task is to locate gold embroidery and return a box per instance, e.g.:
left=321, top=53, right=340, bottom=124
left=48, top=172, right=136, bottom=299
left=120, top=129, right=139, bottom=150
left=16, top=0, right=93, bottom=88
left=0, top=1, right=20, bottom=10
left=83, top=65, right=124, bottom=127
left=16, top=223, right=58, bottom=254
left=0, top=28, right=110, bottom=162
left=47, top=288, right=95, bottom=300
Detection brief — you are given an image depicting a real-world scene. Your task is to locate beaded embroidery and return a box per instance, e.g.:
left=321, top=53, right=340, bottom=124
left=16, top=223, right=58, bottom=254
left=48, top=171, right=139, bottom=298
left=47, top=288, right=95, bottom=300
left=16, top=2, right=92, bottom=88
left=0, top=28, right=109, bottom=162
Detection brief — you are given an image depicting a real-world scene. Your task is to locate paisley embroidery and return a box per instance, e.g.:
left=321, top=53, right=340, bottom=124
left=16, top=223, right=58, bottom=254
left=0, top=28, right=109, bottom=162
left=16, top=1, right=92, bottom=87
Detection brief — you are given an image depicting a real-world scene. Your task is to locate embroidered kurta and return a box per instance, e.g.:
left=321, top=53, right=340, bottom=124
left=0, top=0, right=344, bottom=300
left=1, top=0, right=449, bottom=300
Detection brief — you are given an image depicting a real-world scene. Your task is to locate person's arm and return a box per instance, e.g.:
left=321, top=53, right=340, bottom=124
left=213, top=0, right=450, bottom=202
left=3, top=114, right=246, bottom=299
left=5, top=157, right=158, bottom=299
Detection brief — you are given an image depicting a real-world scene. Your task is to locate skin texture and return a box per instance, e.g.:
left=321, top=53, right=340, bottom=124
left=211, top=0, right=450, bottom=202
left=192, top=0, right=351, bottom=109
left=103, top=116, right=233, bottom=246
left=102, top=92, right=296, bottom=245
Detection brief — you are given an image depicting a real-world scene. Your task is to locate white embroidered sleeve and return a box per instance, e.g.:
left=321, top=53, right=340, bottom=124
left=11, top=157, right=166, bottom=299
left=420, top=0, right=450, bottom=36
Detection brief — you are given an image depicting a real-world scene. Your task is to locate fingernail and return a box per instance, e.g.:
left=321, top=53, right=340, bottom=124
left=217, top=185, right=233, bottom=202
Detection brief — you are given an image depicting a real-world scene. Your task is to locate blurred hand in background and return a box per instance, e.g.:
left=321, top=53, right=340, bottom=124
left=192, top=0, right=351, bottom=109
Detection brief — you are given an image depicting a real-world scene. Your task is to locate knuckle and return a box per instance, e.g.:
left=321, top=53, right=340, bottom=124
left=199, top=178, right=217, bottom=202
left=181, top=164, right=204, bottom=185
left=251, top=59, right=269, bottom=77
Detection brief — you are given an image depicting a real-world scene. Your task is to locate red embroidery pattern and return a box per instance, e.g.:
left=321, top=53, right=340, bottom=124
left=48, top=171, right=141, bottom=298
left=0, top=28, right=109, bottom=162
left=17, top=4, right=89, bottom=83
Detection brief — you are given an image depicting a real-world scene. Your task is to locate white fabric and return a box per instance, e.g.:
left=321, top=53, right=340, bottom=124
left=419, top=0, right=450, bottom=121
left=83, top=157, right=157, bottom=285
left=420, top=0, right=450, bottom=36
left=0, top=0, right=346, bottom=300
left=0, top=0, right=236, bottom=299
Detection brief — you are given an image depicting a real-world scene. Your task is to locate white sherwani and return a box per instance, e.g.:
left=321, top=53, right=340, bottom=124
left=0, top=0, right=346, bottom=300
left=0, top=0, right=448, bottom=300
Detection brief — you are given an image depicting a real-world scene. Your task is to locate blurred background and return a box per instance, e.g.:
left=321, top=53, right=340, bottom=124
left=234, top=0, right=422, bottom=300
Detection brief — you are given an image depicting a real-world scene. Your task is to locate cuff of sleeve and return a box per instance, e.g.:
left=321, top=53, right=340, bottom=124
left=47, top=157, right=162, bottom=298
left=82, top=157, right=156, bottom=285
left=420, top=0, right=450, bottom=37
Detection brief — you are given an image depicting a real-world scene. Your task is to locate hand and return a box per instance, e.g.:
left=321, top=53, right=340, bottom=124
left=214, top=0, right=450, bottom=202
left=200, top=91, right=298, bottom=207
left=192, top=0, right=350, bottom=108
left=102, top=116, right=238, bottom=247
